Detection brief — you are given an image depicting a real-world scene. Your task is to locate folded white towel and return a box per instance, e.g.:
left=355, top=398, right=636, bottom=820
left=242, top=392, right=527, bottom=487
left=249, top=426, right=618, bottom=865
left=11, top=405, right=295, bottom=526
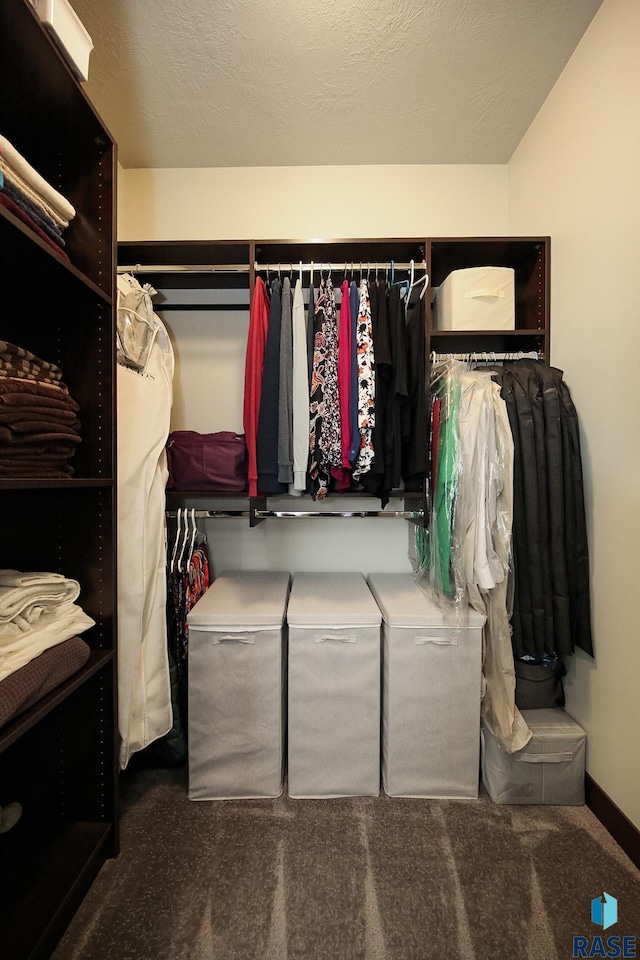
left=0, top=601, right=95, bottom=681
left=0, top=569, right=81, bottom=625
left=0, top=134, right=76, bottom=223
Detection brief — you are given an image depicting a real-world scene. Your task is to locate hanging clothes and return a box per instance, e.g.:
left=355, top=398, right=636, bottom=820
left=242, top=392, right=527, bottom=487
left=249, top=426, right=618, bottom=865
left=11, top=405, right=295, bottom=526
left=458, top=369, right=530, bottom=753
left=308, top=277, right=341, bottom=499
left=162, top=523, right=210, bottom=766
left=493, top=360, right=593, bottom=658
left=331, top=278, right=352, bottom=491
left=116, top=273, right=174, bottom=770
left=418, top=359, right=530, bottom=753
left=307, top=278, right=315, bottom=389
left=289, top=276, right=308, bottom=495
left=402, top=285, right=429, bottom=488
left=362, top=278, right=394, bottom=504
left=426, top=362, right=462, bottom=598
left=244, top=276, right=269, bottom=498
left=352, top=279, right=375, bottom=480
left=348, top=279, right=360, bottom=466
left=278, top=277, right=294, bottom=485
left=257, top=278, right=286, bottom=494
left=384, top=284, right=409, bottom=494
left=167, top=531, right=210, bottom=698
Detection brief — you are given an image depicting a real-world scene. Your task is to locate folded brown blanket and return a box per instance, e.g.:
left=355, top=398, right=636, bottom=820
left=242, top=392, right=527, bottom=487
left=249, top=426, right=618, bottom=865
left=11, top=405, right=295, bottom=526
left=0, top=377, right=74, bottom=403
left=0, top=417, right=80, bottom=435
left=0, top=358, right=63, bottom=386
left=0, top=392, right=79, bottom=413
left=0, top=425, right=82, bottom=445
left=0, top=636, right=90, bottom=728
left=0, top=464, right=73, bottom=478
left=0, top=408, right=80, bottom=426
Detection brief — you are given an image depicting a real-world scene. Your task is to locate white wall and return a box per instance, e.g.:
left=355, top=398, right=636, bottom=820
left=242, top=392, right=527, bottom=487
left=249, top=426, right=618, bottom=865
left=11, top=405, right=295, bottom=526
left=509, top=0, right=640, bottom=829
left=120, top=163, right=508, bottom=578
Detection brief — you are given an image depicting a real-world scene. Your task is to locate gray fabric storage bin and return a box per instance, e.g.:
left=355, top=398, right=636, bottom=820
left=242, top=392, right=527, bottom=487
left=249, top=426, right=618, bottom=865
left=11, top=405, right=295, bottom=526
left=481, top=708, right=586, bottom=804
left=368, top=573, right=485, bottom=799
left=187, top=570, right=290, bottom=800
left=287, top=572, right=381, bottom=798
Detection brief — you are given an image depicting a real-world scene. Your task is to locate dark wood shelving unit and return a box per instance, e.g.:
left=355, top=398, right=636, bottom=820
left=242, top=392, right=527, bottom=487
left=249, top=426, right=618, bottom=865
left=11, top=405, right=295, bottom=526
left=0, top=2, right=118, bottom=958
left=426, top=236, right=550, bottom=363
left=120, top=236, right=549, bottom=523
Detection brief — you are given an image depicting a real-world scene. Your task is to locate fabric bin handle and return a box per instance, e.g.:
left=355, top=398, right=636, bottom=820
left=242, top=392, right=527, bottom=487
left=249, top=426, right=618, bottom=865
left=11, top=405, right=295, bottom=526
left=414, top=635, right=457, bottom=646
left=313, top=633, right=357, bottom=643
left=210, top=633, right=256, bottom=644
left=513, top=752, right=573, bottom=764
left=464, top=288, right=505, bottom=299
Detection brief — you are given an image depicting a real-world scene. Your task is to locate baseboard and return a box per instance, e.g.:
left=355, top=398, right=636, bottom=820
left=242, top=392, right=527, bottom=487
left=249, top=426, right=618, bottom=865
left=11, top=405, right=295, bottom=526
left=586, top=774, right=640, bottom=870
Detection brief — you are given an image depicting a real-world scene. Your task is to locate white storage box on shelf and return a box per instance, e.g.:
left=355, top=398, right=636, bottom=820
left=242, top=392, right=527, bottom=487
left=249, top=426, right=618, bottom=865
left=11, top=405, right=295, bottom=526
left=187, top=570, right=291, bottom=800
left=287, top=572, right=382, bottom=799
left=481, top=708, right=586, bottom=805
left=433, top=266, right=515, bottom=330
left=35, top=0, right=93, bottom=81
left=368, top=573, right=485, bottom=799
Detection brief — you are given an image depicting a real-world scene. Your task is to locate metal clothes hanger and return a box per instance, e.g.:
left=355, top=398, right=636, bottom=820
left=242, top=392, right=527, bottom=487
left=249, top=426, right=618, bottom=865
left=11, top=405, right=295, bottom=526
left=170, top=507, right=183, bottom=574
left=186, top=508, right=198, bottom=569
left=408, top=263, right=430, bottom=300
left=177, top=507, right=192, bottom=573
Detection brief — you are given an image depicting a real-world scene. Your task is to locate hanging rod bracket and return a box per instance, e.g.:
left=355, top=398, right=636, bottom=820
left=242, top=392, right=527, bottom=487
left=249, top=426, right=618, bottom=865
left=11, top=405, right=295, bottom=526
left=249, top=496, right=267, bottom=527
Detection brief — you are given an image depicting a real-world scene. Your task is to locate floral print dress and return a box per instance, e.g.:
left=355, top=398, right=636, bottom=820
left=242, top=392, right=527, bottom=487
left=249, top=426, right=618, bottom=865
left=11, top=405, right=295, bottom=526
left=353, top=279, right=375, bottom=479
left=308, top=277, right=341, bottom=499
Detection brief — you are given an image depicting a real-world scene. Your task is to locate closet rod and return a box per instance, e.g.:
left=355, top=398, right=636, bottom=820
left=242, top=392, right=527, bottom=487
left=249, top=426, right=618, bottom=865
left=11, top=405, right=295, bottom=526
left=253, top=509, right=424, bottom=520
left=254, top=260, right=427, bottom=273
left=166, top=510, right=251, bottom=519
left=118, top=264, right=250, bottom=275
left=117, top=260, right=427, bottom=275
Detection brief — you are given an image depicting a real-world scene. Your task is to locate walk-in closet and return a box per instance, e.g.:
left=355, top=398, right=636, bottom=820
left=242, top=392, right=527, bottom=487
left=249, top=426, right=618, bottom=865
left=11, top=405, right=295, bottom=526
left=1, top=0, right=639, bottom=957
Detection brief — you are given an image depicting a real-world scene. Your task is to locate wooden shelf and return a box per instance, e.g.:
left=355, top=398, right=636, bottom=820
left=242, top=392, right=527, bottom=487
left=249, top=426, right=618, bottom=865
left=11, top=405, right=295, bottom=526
left=0, top=206, right=112, bottom=305
left=0, top=650, right=113, bottom=755
left=0, top=819, right=113, bottom=960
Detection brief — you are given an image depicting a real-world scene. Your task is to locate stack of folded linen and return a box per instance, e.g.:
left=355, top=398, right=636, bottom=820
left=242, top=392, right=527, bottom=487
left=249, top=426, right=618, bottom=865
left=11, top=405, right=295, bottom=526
left=0, top=569, right=95, bottom=684
left=0, top=339, right=82, bottom=478
left=0, top=133, right=75, bottom=259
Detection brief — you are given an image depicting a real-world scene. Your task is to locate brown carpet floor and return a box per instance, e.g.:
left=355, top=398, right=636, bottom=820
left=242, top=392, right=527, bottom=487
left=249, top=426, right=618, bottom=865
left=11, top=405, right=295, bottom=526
left=52, top=767, right=640, bottom=960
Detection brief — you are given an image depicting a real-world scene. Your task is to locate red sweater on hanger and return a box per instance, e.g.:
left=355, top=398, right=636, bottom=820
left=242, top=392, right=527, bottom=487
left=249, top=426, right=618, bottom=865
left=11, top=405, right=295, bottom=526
left=243, top=277, right=270, bottom=497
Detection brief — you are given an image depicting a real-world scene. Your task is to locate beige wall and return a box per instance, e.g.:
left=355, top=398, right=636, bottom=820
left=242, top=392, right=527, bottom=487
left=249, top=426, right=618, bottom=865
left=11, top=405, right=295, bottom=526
left=509, top=0, right=640, bottom=828
left=118, top=164, right=507, bottom=240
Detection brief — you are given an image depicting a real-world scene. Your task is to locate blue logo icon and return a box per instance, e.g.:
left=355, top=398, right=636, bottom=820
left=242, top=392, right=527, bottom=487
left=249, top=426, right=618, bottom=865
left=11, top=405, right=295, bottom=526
left=574, top=892, right=636, bottom=958
left=592, top=893, right=618, bottom=931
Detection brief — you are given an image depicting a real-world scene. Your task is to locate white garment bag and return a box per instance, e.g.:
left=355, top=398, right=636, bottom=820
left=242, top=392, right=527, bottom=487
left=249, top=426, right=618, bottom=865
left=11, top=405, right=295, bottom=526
left=116, top=274, right=175, bottom=769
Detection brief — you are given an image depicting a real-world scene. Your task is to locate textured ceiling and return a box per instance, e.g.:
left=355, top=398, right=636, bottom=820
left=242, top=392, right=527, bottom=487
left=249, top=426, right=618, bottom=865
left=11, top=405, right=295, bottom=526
left=71, top=0, right=603, bottom=169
